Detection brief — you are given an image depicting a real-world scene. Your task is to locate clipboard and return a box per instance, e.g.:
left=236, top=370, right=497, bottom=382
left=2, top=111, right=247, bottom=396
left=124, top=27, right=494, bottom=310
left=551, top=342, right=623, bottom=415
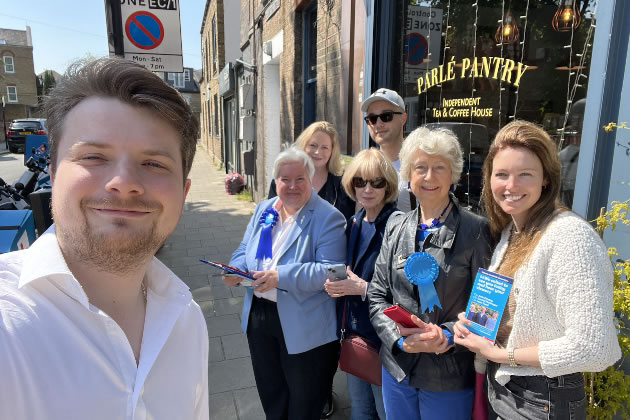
left=199, top=259, right=289, bottom=292
left=200, top=260, right=254, bottom=280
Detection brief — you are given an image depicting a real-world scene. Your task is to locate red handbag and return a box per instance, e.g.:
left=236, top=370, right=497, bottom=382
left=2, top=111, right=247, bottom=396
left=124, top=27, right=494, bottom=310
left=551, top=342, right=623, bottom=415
left=338, top=298, right=382, bottom=386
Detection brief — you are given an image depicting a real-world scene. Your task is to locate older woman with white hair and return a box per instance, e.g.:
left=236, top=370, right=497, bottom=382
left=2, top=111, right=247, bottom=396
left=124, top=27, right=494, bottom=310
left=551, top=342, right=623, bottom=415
left=224, top=147, right=347, bottom=419
left=367, top=127, right=493, bottom=420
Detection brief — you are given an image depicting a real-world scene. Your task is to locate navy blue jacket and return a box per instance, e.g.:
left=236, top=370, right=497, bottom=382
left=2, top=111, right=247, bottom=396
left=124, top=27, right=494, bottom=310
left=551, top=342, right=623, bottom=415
left=337, top=202, right=398, bottom=347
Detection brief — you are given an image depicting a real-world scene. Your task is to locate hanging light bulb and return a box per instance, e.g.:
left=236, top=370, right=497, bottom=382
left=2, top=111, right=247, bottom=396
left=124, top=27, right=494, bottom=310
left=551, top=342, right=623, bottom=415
left=552, top=0, right=581, bottom=32
left=494, top=9, right=519, bottom=44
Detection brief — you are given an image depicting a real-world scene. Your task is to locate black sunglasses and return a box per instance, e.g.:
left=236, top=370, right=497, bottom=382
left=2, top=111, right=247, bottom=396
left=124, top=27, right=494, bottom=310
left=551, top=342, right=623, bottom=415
left=363, top=111, right=403, bottom=125
left=352, top=177, right=387, bottom=189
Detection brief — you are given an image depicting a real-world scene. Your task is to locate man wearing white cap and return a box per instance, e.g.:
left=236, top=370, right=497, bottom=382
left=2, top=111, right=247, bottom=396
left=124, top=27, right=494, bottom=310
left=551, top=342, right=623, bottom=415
left=361, top=88, right=414, bottom=212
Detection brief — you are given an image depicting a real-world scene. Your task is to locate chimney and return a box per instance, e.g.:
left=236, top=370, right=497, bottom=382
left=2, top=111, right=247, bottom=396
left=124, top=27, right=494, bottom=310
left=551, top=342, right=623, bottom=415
left=26, top=25, right=32, bottom=47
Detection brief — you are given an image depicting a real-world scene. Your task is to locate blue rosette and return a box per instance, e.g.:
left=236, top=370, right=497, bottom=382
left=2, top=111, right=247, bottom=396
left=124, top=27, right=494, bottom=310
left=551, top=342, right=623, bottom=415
left=404, top=252, right=442, bottom=313
left=255, top=207, right=279, bottom=260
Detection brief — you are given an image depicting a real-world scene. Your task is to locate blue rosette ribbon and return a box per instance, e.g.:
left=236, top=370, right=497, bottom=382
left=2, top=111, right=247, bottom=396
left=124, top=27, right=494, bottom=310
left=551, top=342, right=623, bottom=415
left=404, top=252, right=442, bottom=313
left=255, top=207, right=279, bottom=260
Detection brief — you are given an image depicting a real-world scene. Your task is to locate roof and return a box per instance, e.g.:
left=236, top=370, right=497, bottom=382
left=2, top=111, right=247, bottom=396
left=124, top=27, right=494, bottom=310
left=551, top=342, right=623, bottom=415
left=37, top=70, right=63, bottom=82
left=0, top=28, right=30, bottom=47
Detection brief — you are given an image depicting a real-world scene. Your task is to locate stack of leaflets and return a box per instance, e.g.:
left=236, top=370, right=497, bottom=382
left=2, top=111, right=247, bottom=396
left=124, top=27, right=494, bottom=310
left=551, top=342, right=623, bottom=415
left=464, top=268, right=513, bottom=342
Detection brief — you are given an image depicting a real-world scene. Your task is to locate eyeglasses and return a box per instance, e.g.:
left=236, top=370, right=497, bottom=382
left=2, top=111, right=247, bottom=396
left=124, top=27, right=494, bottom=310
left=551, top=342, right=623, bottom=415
left=363, top=111, right=403, bottom=125
left=352, top=177, right=387, bottom=189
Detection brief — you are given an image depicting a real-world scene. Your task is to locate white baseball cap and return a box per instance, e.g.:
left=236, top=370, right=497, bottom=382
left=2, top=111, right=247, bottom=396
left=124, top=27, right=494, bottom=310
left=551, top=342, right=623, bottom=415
left=361, top=88, right=405, bottom=112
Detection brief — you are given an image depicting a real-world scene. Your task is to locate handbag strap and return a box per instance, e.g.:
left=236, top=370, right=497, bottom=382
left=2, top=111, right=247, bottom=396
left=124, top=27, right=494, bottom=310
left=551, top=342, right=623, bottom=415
left=340, top=297, right=347, bottom=341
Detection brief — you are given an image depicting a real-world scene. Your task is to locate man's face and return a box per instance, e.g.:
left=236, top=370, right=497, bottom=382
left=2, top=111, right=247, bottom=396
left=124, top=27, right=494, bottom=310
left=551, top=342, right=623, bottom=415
left=365, top=100, right=407, bottom=148
left=50, top=97, right=190, bottom=273
left=275, top=161, right=312, bottom=213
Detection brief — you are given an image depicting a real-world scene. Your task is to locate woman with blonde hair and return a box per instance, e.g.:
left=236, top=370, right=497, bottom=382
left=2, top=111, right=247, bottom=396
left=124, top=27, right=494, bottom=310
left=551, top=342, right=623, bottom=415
left=268, top=121, right=355, bottom=221
left=325, top=148, right=399, bottom=419
left=454, top=120, right=621, bottom=419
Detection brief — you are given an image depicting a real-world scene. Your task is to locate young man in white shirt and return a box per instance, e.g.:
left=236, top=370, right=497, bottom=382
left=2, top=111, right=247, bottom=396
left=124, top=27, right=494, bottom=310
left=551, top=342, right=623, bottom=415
left=0, top=58, right=209, bottom=420
left=361, top=88, right=415, bottom=212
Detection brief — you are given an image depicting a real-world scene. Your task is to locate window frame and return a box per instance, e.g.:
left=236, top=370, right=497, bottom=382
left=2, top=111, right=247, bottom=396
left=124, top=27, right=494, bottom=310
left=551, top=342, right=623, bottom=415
left=3, top=55, right=15, bottom=73
left=7, top=86, right=18, bottom=102
left=172, top=73, right=185, bottom=89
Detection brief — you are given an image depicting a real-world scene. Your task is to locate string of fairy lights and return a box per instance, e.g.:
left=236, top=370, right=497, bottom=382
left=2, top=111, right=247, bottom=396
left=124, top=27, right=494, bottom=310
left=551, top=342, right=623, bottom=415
left=463, top=1, right=480, bottom=208
left=437, top=0, right=452, bottom=124
left=558, top=1, right=597, bottom=148
left=422, top=1, right=433, bottom=123
left=496, top=0, right=506, bottom=130
left=511, top=0, right=530, bottom=118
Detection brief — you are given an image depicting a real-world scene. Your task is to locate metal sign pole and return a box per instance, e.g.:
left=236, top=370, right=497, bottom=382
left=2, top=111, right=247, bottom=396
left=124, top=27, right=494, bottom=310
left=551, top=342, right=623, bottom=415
left=105, top=0, right=124, bottom=57
left=2, top=96, right=6, bottom=150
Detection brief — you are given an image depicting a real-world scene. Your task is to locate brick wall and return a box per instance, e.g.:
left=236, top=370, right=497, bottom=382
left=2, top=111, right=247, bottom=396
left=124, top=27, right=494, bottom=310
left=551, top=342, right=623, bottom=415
left=201, top=0, right=229, bottom=165
left=315, top=1, right=344, bottom=151
left=0, top=45, right=37, bottom=108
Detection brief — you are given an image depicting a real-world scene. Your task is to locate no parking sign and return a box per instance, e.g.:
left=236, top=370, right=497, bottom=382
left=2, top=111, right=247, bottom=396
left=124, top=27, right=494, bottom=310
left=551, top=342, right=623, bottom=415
left=404, top=6, right=443, bottom=84
left=106, top=0, right=183, bottom=73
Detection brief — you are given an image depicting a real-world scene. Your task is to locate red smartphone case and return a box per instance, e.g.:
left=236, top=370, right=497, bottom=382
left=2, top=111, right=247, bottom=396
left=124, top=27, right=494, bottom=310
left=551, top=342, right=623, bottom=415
left=383, top=305, right=417, bottom=328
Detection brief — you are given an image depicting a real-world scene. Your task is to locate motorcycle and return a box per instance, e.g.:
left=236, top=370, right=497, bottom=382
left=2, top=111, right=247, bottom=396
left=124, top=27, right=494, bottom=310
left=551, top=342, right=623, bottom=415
left=0, top=136, right=53, bottom=253
left=0, top=178, right=36, bottom=252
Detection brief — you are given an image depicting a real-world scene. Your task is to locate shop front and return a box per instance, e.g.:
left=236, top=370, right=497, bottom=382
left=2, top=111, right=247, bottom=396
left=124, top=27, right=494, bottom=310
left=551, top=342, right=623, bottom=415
left=363, top=0, right=629, bottom=253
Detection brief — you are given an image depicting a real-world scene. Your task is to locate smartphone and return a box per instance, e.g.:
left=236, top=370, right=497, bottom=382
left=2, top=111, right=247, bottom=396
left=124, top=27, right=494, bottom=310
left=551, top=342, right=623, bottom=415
left=326, top=264, right=347, bottom=281
left=383, top=304, right=420, bottom=328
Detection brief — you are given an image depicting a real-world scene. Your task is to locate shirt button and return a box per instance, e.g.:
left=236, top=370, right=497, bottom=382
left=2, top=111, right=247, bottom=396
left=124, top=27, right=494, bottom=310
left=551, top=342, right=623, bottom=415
left=543, top=405, right=549, bottom=412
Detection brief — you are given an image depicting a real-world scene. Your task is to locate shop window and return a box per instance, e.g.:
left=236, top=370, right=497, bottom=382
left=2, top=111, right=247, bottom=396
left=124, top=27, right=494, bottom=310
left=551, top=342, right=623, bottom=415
left=3, top=56, right=14, bottom=73
left=7, top=86, right=17, bottom=102
left=386, top=0, right=595, bottom=211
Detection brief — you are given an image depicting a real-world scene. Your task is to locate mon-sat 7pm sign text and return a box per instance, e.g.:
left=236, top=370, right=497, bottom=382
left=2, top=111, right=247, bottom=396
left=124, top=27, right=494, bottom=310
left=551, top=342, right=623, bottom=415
left=109, top=0, right=183, bottom=73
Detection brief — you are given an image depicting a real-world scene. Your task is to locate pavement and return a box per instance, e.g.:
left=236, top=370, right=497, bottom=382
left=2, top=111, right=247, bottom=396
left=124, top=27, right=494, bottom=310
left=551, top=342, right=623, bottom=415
left=155, top=147, right=352, bottom=420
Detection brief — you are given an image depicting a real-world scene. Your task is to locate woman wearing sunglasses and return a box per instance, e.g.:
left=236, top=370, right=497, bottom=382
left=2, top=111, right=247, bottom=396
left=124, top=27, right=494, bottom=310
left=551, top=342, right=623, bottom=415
left=453, top=121, right=620, bottom=419
left=268, top=121, right=355, bottom=221
left=367, top=127, right=493, bottom=420
left=324, top=148, right=399, bottom=419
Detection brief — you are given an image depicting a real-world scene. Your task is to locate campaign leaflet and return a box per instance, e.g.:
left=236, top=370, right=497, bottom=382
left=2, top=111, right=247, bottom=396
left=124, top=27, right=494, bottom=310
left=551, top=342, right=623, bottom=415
left=464, top=268, right=513, bottom=342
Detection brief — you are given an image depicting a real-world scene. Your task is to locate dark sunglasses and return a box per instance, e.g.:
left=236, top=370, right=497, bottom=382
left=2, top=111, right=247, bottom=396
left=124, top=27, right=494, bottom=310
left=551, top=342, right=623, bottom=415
left=363, top=111, right=403, bottom=125
left=352, top=177, right=387, bottom=189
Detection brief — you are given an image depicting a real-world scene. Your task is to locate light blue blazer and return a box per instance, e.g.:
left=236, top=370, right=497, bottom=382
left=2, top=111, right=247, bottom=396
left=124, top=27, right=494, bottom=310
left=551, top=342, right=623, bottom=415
left=229, top=190, right=347, bottom=354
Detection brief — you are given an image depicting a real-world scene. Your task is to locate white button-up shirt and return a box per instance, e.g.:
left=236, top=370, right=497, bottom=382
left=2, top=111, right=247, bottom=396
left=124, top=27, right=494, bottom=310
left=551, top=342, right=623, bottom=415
left=0, top=227, right=209, bottom=420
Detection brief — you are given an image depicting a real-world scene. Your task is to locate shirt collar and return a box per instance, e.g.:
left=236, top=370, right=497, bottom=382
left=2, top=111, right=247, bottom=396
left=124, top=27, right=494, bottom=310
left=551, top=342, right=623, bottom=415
left=18, top=224, right=191, bottom=306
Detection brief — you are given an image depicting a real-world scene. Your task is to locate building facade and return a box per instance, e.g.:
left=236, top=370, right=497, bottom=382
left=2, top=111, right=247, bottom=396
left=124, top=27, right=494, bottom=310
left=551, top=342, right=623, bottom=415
left=160, top=67, right=201, bottom=118
left=235, top=0, right=365, bottom=201
left=0, top=27, right=38, bottom=127
left=203, top=0, right=630, bottom=259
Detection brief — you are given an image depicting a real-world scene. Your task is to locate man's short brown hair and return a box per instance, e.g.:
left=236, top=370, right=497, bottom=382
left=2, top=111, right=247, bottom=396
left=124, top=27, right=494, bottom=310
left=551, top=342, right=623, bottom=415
left=43, top=57, right=199, bottom=179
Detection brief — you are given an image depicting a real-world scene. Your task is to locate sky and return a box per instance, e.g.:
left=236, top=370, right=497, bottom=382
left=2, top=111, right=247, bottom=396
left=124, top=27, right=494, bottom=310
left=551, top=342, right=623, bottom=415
left=0, top=0, right=206, bottom=74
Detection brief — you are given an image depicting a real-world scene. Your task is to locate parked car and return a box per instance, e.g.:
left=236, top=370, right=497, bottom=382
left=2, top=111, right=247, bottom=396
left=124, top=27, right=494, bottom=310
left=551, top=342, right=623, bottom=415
left=6, top=118, right=47, bottom=154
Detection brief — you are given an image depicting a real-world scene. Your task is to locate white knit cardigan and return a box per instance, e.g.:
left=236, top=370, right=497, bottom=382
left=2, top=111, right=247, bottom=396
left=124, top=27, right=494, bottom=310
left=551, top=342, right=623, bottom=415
left=489, top=211, right=621, bottom=386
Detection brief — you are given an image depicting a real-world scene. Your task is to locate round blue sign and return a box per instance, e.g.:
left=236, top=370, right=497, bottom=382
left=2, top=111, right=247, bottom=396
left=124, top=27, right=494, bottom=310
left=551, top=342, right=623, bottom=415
left=404, top=32, right=428, bottom=66
left=125, top=11, right=164, bottom=50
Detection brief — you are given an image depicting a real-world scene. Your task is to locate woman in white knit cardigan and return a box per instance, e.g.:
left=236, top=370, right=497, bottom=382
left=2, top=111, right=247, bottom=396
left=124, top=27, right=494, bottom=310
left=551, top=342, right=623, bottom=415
left=454, top=121, right=621, bottom=420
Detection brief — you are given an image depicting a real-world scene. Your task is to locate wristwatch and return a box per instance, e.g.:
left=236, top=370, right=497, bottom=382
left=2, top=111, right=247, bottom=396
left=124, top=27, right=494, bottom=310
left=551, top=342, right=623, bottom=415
left=507, top=347, right=518, bottom=367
